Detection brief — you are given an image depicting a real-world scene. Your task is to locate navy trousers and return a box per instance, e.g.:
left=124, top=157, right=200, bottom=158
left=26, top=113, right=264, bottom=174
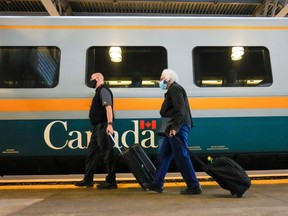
left=153, top=124, right=199, bottom=188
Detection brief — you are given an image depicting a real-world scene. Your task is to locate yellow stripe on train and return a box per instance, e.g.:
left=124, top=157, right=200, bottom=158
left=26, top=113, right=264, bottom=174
left=1, top=25, right=288, bottom=30
left=1, top=97, right=288, bottom=112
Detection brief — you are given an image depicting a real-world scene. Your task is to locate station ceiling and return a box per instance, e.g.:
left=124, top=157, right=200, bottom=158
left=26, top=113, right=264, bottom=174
left=0, top=0, right=288, bottom=17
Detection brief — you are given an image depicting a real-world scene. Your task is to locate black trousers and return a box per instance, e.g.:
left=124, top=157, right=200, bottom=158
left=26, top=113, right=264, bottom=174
left=83, top=123, right=116, bottom=183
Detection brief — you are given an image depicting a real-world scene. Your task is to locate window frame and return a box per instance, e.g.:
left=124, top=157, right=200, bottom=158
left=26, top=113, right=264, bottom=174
left=0, top=46, right=61, bottom=89
left=193, top=46, right=273, bottom=88
left=86, top=46, right=168, bottom=88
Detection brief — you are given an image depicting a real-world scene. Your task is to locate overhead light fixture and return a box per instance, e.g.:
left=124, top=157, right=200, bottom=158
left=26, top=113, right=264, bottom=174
left=109, top=47, right=122, bottom=63
left=231, top=46, right=244, bottom=61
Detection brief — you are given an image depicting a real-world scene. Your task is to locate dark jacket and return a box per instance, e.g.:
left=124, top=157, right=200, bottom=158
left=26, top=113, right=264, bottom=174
left=89, top=85, right=114, bottom=126
left=160, top=82, right=193, bottom=132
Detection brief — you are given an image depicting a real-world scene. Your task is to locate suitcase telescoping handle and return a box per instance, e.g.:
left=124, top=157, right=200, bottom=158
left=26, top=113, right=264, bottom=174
left=109, top=133, right=123, bottom=155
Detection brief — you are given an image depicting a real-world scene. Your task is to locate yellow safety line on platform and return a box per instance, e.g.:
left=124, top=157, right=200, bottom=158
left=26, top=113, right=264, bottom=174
left=0, top=179, right=287, bottom=190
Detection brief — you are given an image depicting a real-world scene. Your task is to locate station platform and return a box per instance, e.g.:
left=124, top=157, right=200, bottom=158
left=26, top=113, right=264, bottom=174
left=1, top=171, right=288, bottom=216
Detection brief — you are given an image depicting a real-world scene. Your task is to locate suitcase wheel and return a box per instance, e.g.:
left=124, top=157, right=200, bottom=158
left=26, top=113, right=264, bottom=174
left=140, top=183, right=149, bottom=191
left=236, top=194, right=242, bottom=198
left=230, top=191, right=243, bottom=198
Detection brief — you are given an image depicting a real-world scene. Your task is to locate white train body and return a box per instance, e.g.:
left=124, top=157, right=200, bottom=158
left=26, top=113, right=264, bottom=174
left=0, top=16, right=288, bottom=174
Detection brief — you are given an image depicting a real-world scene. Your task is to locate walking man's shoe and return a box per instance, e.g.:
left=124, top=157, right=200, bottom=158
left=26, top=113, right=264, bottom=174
left=74, top=180, right=94, bottom=188
left=180, top=186, right=202, bottom=195
left=97, top=182, right=118, bottom=189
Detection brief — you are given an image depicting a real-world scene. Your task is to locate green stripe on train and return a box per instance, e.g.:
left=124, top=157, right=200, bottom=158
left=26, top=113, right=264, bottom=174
left=0, top=117, right=288, bottom=157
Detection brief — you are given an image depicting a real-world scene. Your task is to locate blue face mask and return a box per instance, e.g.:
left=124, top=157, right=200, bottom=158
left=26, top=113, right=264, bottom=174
left=159, top=80, right=167, bottom=90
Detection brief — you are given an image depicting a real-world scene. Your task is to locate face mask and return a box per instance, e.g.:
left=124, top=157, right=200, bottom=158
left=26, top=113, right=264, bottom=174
left=90, top=79, right=97, bottom=88
left=159, top=80, right=167, bottom=90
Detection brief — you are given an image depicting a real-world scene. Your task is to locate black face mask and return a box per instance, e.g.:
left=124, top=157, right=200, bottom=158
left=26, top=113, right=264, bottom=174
left=90, top=79, right=97, bottom=88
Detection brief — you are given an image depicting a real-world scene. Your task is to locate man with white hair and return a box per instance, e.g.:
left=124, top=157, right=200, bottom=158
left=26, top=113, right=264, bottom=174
left=144, top=69, right=202, bottom=195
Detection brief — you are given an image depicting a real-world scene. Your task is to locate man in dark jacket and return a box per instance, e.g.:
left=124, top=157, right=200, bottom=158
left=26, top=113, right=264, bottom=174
left=144, top=69, right=202, bottom=195
left=75, top=72, right=117, bottom=189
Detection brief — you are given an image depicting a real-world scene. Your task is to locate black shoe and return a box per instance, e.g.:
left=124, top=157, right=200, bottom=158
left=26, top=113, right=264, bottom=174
left=74, top=180, right=94, bottom=188
left=180, top=186, right=202, bottom=195
left=97, top=182, right=118, bottom=190
left=143, top=183, right=163, bottom=193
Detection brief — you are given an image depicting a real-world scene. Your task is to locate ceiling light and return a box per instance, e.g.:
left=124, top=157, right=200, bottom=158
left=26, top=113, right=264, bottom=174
left=231, top=46, right=244, bottom=61
left=109, top=47, right=122, bottom=63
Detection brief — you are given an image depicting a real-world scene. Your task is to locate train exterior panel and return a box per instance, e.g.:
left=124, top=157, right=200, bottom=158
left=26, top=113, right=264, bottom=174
left=0, top=16, right=288, bottom=175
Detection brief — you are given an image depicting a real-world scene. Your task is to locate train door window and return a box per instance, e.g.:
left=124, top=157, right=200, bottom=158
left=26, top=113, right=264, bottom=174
left=86, top=46, right=167, bottom=88
left=193, top=46, right=272, bottom=87
left=0, top=47, right=60, bottom=88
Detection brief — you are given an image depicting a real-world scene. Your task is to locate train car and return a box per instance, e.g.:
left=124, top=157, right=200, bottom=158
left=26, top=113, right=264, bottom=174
left=1, top=16, right=288, bottom=175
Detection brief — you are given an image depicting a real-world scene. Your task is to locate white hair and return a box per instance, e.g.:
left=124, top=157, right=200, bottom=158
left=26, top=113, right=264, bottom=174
left=161, top=69, right=178, bottom=83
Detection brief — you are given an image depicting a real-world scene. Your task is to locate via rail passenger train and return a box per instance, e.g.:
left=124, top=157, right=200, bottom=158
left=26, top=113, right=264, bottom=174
left=0, top=16, right=288, bottom=176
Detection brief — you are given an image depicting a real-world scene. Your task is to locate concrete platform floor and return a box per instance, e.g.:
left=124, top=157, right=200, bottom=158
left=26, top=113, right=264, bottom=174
left=1, top=180, right=288, bottom=216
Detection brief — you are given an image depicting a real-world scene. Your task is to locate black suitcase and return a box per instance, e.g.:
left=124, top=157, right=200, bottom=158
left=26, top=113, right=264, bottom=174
left=122, top=144, right=156, bottom=190
left=109, top=134, right=156, bottom=190
left=172, top=136, right=251, bottom=197
left=203, top=156, right=251, bottom=198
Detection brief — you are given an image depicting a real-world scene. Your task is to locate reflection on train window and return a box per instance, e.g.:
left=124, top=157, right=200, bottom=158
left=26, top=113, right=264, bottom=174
left=86, top=46, right=167, bottom=88
left=0, top=47, right=60, bottom=88
left=193, top=47, right=272, bottom=87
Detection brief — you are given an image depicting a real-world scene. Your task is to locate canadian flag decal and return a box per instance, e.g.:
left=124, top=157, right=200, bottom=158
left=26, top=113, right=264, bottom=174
left=140, top=120, right=157, bottom=130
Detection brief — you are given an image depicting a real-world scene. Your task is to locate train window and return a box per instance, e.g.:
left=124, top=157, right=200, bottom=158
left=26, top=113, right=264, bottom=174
left=193, top=46, right=272, bottom=87
left=0, top=47, right=60, bottom=88
left=86, top=46, right=167, bottom=88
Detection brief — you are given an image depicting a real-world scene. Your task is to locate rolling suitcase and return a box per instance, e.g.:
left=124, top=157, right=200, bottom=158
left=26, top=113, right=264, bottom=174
left=109, top=134, right=156, bottom=190
left=168, top=135, right=251, bottom=198
left=203, top=156, right=251, bottom=198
